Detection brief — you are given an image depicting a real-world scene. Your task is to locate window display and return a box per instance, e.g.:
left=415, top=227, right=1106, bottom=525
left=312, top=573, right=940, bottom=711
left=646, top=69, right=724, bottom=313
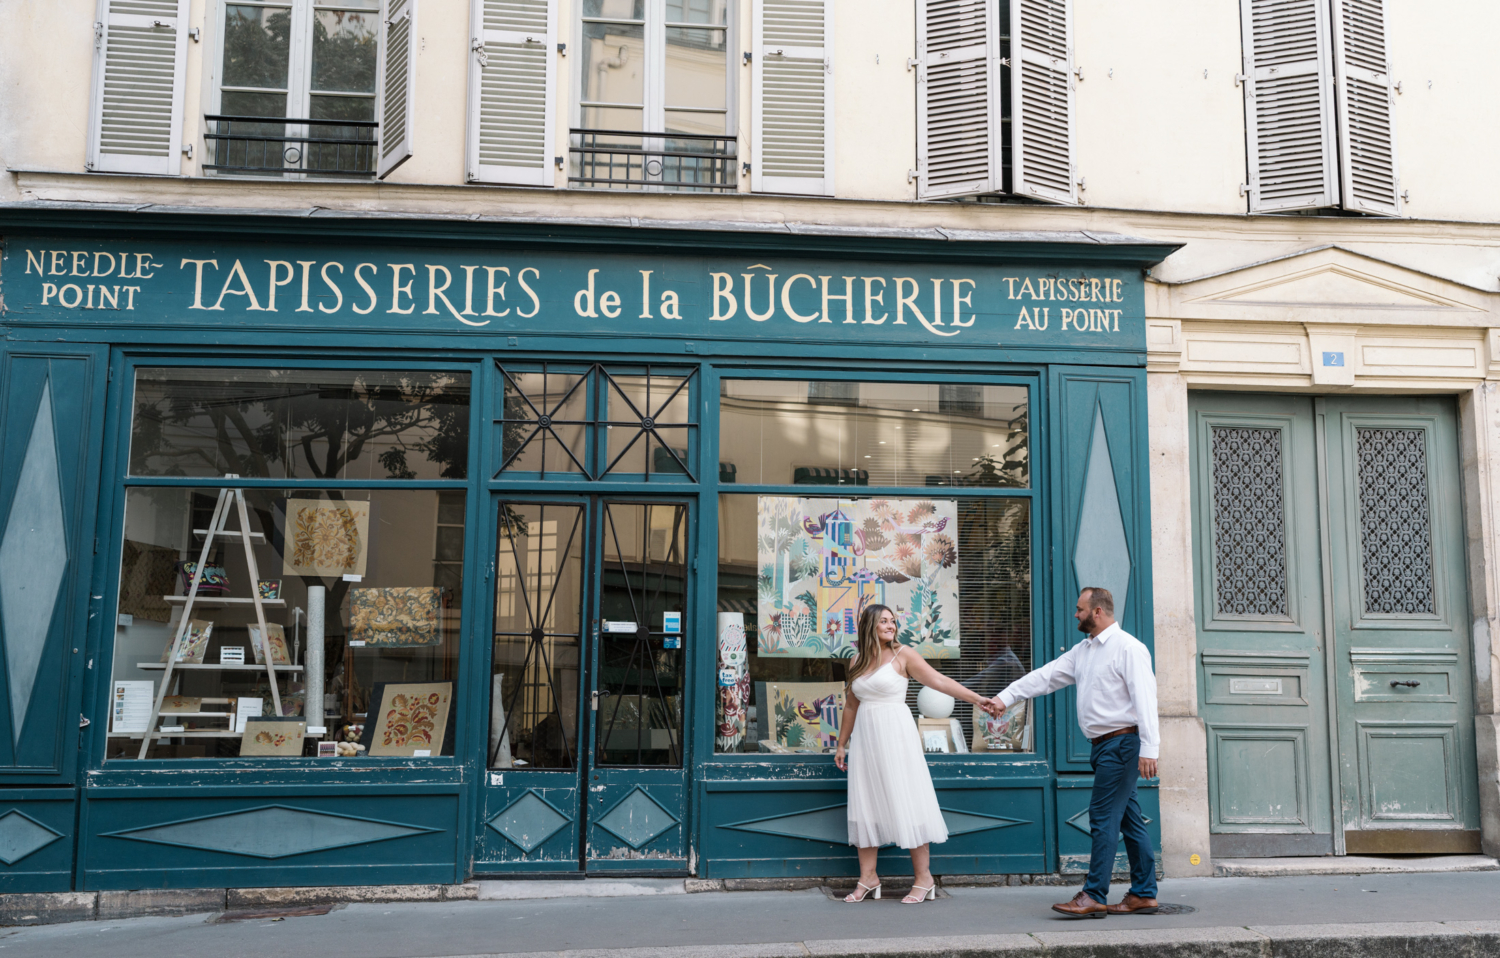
left=109, top=365, right=469, bottom=760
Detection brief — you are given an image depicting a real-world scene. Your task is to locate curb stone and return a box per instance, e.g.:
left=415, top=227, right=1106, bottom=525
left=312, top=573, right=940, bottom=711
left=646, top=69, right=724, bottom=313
left=0, top=883, right=477, bottom=926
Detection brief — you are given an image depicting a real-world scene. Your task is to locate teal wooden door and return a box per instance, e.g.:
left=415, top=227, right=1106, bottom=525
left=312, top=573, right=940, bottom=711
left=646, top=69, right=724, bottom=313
left=0, top=344, right=107, bottom=891
left=475, top=497, right=690, bottom=873
left=1320, top=397, right=1480, bottom=853
left=1190, top=394, right=1335, bottom=857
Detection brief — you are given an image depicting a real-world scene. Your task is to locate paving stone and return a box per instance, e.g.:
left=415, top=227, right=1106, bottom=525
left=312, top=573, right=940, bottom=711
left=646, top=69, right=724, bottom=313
left=98, top=887, right=225, bottom=919
left=722, top=877, right=826, bottom=891
left=0, top=891, right=96, bottom=926
left=685, top=878, right=726, bottom=893
left=441, top=883, right=479, bottom=900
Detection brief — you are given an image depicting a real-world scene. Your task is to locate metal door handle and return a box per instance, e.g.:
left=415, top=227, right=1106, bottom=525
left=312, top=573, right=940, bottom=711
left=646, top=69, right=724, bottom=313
left=1389, top=680, right=1421, bottom=688
left=592, top=689, right=612, bottom=710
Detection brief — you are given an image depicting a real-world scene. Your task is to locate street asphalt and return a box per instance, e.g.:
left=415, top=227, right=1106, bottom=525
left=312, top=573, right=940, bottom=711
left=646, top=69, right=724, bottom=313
left=6, top=870, right=1500, bottom=958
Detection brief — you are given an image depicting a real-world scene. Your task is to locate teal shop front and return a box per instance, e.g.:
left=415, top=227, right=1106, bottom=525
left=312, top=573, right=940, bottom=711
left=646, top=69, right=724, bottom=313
left=0, top=208, right=1174, bottom=890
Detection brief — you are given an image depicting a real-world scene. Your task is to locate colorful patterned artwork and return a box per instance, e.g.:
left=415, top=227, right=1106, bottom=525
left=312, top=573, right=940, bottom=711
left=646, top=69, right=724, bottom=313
left=756, top=497, right=960, bottom=659
left=369, top=682, right=452, bottom=756
left=239, top=718, right=307, bottom=756
left=764, top=681, right=845, bottom=753
left=282, top=498, right=370, bottom=577
left=715, top=612, right=750, bottom=751
left=160, top=619, right=214, bottom=664
left=248, top=622, right=291, bottom=665
left=177, top=561, right=229, bottom=595
left=349, top=587, right=443, bottom=646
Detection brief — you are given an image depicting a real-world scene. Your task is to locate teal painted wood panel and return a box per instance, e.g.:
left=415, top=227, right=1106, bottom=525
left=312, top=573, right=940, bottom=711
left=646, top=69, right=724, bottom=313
left=0, top=346, right=107, bottom=782
left=586, top=774, right=686, bottom=870
left=0, top=789, right=76, bottom=891
left=475, top=780, right=580, bottom=872
left=81, top=791, right=462, bottom=889
left=1055, top=777, right=1161, bottom=875
left=698, top=778, right=1050, bottom=878
left=1050, top=371, right=1151, bottom=772
left=1320, top=397, right=1480, bottom=836
left=1189, top=394, right=1334, bottom=844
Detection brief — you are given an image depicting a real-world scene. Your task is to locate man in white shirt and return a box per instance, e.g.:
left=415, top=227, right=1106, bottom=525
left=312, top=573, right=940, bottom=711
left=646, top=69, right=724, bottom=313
left=990, top=586, right=1159, bottom=918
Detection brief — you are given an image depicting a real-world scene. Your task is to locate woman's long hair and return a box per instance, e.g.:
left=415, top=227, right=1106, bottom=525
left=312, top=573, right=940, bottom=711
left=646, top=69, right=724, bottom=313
left=845, top=604, right=895, bottom=689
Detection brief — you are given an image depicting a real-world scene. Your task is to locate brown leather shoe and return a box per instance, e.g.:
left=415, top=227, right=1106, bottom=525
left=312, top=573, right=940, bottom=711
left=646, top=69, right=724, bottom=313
left=1107, top=893, right=1160, bottom=915
left=1051, top=890, right=1108, bottom=918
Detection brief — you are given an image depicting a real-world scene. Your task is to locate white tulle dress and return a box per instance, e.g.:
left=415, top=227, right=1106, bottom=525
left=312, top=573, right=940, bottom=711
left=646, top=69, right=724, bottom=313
left=846, top=657, right=949, bottom=849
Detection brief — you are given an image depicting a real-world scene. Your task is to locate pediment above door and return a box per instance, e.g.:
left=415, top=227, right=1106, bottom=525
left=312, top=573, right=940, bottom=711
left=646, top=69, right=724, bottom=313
left=1149, top=246, right=1492, bottom=327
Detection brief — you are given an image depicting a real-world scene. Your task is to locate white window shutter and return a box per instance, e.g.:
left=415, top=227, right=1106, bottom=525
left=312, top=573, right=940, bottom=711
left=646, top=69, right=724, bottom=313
left=466, top=0, right=556, bottom=186
left=376, top=0, right=418, bottom=179
left=916, top=0, right=1000, bottom=199
left=752, top=0, right=833, bottom=196
left=1331, top=0, right=1399, bottom=215
left=1008, top=0, right=1075, bottom=204
left=86, top=0, right=190, bottom=175
left=1240, top=0, right=1338, bottom=212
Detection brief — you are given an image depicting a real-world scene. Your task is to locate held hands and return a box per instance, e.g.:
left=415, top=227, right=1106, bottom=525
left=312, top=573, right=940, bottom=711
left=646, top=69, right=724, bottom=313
left=976, top=697, right=1006, bottom=719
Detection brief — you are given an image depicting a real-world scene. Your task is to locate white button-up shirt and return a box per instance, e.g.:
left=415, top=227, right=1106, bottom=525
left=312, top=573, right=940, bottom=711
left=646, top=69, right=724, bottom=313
left=998, top=622, right=1160, bottom=760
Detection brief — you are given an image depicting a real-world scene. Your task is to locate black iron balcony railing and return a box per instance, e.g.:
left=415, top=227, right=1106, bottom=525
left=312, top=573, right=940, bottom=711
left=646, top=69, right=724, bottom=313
left=203, top=115, right=379, bottom=177
left=570, top=129, right=737, bottom=192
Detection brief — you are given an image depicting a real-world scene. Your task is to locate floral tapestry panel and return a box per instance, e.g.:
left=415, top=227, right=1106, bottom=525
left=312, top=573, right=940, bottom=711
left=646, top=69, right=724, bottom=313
left=971, top=698, right=1028, bottom=752
left=762, top=681, right=844, bottom=753
left=756, top=497, right=960, bottom=659
left=349, top=587, right=444, bottom=646
left=249, top=622, right=292, bottom=665
left=282, top=498, right=370, bottom=577
left=160, top=618, right=213, bottom=664
left=369, top=682, right=453, bottom=756
left=239, top=718, right=307, bottom=756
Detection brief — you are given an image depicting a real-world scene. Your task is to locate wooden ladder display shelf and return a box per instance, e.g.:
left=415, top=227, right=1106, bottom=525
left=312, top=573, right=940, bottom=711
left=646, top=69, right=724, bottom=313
left=137, top=483, right=285, bottom=759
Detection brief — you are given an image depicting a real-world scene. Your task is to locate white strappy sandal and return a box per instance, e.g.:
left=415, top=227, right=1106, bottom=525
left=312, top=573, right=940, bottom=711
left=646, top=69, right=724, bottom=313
left=844, top=881, right=881, bottom=902
left=903, top=883, right=936, bottom=904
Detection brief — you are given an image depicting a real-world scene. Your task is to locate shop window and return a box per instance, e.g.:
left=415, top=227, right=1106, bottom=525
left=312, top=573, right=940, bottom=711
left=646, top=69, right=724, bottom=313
left=572, top=0, right=737, bottom=191
left=110, top=365, right=471, bottom=761
left=496, top=363, right=698, bottom=480
left=714, top=378, right=1032, bottom=757
left=130, top=367, right=470, bottom=480
left=205, top=0, right=381, bottom=176
left=715, top=493, right=1031, bottom=755
left=109, top=486, right=463, bottom=760
left=719, top=379, right=1028, bottom=487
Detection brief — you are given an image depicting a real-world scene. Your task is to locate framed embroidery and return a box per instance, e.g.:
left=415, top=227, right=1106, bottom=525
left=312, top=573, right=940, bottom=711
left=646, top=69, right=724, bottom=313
left=160, top=619, right=214, bottom=664
left=281, top=498, right=370, bottom=577
left=239, top=718, right=307, bottom=756
left=972, top=699, right=1028, bottom=752
left=248, top=622, right=292, bottom=665
left=349, top=587, right=443, bottom=647
left=762, top=681, right=844, bottom=753
left=159, top=696, right=202, bottom=713
left=257, top=579, right=282, bottom=600
left=367, top=682, right=453, bottom=756
left=756, top=497, right=960, bottom=659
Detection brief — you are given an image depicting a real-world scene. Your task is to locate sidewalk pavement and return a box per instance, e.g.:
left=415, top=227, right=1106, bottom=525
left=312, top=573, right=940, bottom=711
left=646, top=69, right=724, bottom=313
left=6, top=869, right=1500, bottom=958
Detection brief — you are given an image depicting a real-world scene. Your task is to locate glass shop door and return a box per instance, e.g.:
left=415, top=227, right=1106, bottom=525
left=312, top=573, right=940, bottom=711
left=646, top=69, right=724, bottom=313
left=473, top=497, right=691, bottom=874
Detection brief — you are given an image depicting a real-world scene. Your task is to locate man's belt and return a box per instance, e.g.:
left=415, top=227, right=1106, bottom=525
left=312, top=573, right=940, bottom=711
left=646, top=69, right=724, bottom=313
left=1090, top=725, right=1138, bottom=745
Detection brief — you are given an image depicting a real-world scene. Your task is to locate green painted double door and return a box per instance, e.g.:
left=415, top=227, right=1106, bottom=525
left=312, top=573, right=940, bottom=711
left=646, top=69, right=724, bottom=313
left=473, top=497, right=693, bottom=873
left=1192, top=394, right=1480, bottom=857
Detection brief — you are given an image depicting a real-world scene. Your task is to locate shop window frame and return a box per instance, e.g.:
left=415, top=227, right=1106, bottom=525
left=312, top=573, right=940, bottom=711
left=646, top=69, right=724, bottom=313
left=699, top=363, right=1045, bottom=768
left=88, top=352, right=483, bottom=776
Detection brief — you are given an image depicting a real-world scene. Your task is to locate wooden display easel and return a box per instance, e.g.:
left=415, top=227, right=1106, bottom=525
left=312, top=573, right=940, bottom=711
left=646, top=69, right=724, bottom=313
left=137, top=481, right=283, bottom=759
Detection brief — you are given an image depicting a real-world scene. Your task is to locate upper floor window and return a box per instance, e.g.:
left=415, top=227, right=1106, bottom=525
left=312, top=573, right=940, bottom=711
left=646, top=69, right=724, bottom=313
left=572, top=0, right=736, bottom=192
left=205, top=0, right=380, bottom=177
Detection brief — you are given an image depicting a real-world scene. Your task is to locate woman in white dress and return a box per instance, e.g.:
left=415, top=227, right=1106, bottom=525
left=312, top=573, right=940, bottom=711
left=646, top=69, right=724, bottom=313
left=834, top=604, right=1002, bottom=903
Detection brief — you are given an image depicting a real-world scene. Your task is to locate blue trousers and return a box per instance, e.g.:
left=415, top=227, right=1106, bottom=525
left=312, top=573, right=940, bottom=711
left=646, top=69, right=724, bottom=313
left=1083, top=732, right=1157, bottom=904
